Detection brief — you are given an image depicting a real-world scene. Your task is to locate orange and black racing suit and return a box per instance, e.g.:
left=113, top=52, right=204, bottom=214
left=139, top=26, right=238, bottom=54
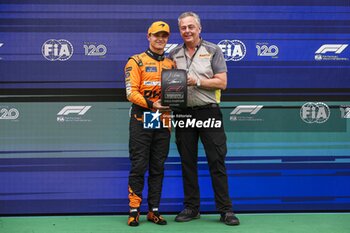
left=125, top=48, right=174, bottom=211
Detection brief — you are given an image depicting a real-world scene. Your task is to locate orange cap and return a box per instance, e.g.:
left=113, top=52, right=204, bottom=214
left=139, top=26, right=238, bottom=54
left=148, top=21, right=170, bottom=35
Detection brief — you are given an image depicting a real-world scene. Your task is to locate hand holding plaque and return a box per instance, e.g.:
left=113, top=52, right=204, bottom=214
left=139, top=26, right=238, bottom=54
left=161, top=69, right=187, bottom=108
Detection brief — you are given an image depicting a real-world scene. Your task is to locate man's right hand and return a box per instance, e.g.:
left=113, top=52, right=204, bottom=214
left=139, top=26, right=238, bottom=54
left=153, top=99, right=170, bottom=110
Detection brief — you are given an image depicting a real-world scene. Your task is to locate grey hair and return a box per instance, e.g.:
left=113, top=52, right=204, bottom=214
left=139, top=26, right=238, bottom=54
left=178, top=11, right=201, bottom=29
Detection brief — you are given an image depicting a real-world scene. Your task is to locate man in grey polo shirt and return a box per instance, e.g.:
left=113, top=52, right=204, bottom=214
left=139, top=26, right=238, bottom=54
left=169, top=12, right=240, bottom=226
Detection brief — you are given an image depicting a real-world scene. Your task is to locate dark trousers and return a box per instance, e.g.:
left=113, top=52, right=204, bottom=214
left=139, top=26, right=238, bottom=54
left=174, top=106, right=232, bottom=213
left=128, top=116, right=170, bottom=209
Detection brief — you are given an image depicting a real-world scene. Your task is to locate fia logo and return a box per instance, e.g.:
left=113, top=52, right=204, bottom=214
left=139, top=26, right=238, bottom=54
left=218, top=40, right=246, bottom=61
left=300, top=102, right=330, bottom=124
left=143, top=110, right=162, bottom=129
left=42, top=39, right=74, bottom=61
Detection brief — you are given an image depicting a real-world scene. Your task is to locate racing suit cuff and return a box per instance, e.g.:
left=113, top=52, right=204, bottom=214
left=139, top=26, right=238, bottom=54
left=145, top=99, right=154, bottom=109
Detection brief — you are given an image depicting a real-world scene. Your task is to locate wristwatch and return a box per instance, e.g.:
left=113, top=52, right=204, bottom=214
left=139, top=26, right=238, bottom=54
left=196, top=78, right=201, bottom=87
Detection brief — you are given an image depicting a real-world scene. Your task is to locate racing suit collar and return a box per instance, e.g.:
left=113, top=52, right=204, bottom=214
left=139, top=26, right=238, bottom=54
left=146, top=48, right=165, bottom=61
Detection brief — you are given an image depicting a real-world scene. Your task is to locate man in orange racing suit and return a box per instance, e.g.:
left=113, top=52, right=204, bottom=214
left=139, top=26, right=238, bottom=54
left=124, top=21, right=174, bottom=227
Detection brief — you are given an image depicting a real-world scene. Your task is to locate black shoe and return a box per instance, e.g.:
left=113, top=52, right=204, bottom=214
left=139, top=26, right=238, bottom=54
left=220, top=212, right=240, bottom=226
left=128, top=209, right=140, bottom=227
left=147, top=211, right=167, bottom=225
left=175, top=208, right=200, bottom=222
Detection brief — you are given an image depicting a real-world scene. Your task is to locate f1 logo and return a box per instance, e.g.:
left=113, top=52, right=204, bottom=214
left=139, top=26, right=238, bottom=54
left=315, top=44, right=348, bottom=54
left=231, top=105, right=263, bottom=115
left=164, top=44, right=178, bottom=54
left=57, top=106, right=91, bottom=115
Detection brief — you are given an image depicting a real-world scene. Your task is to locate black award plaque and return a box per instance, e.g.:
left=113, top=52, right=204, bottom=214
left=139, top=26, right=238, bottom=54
left=161, top=69, right=187, bottom=108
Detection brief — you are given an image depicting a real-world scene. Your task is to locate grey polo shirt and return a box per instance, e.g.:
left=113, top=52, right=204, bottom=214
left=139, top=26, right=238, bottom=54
left=169, top=39, right=227, bottom=107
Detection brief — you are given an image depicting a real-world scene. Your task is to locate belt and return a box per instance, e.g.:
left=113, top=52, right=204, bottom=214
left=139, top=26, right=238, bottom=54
left=187, top=103, right=219, bottom=110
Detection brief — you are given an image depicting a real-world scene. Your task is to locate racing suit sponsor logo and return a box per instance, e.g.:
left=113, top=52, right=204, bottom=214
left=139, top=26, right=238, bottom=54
left=146, top=66, right=157, bottom=72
